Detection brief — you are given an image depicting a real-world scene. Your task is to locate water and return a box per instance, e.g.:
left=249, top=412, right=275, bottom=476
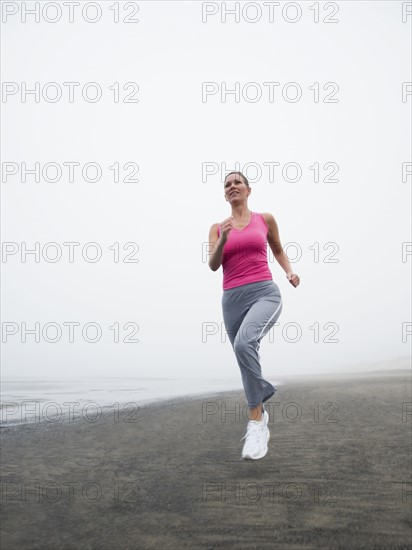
left=0, top=377, right=283, bottom=427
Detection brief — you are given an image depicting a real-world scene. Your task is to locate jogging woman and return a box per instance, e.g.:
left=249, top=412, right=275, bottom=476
left=208, top=171, right=300, bottom=460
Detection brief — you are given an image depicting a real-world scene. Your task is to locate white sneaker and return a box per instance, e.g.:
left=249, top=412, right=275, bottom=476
left=241, top=410, right=270, bottom=460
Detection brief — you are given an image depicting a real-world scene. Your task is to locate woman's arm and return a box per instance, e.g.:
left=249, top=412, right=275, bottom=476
left=262, top=212, right=300, bottom=287
left=207, top=223, right=225, bottom=271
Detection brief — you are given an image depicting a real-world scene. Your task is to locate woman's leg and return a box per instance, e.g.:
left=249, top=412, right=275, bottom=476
left=249, top=403, right=264, bottom=421
left=233, top=287, right=282, bottom=415
left=222, top=281, right=283, bottom=418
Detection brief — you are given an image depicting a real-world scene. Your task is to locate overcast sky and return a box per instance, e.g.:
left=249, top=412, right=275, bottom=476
left=1, top=1, right=411, bottom=382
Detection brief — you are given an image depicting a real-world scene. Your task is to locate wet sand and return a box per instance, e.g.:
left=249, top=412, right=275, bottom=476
left=1, top=371, right=411, bottom=549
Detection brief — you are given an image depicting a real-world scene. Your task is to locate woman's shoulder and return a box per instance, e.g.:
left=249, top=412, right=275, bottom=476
left=259, top=212, right=276, bottom=223
left=209, top=222, right=221, bottom=238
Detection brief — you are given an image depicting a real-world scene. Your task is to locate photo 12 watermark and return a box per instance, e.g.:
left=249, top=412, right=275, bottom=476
left=402, top=162, right=412, bottom=182
left=401, top=403, right=412, bottom=422
left=202, top=81, right=339, bottom=103
left=201, top=320, right=340, bottom=344
left=1, top=242, right=140, bottom=263
left=201, top=2, right=341, bottom=24
left=1, top=321, right=140, bottom=343
left=2, top=162, right=140, bottom=183
left=401, top=322, right=411, bottom=343
left=401, top=242, right=412, bottom=263
left=201, top=399, right=340, bottom=424
left=1, top=1, right=140, bottom=24
left=201, top=480, right=342, bottom=504
left=1, top=82, right=139, bottom=103
left=1, top=481, right=140, bottom=503
left=202, top=240, right=340, bottom=265
left=201, top=161, right=340, bottom=184
left=1, top=400, right=142, bottom=425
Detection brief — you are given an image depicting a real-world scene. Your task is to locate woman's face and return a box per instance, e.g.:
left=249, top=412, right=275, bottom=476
left=224, top=174, right=250, bottom=202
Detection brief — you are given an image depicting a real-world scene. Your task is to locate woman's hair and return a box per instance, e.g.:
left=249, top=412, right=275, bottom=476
left=224, top=171, right=250, bottom=189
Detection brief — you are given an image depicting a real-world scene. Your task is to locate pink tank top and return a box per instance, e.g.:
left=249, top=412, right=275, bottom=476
left=217, top=211, right=273, bottom=290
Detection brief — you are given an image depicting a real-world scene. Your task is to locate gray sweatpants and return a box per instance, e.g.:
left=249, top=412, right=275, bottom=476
left=221, top=280, right=283, bottom=410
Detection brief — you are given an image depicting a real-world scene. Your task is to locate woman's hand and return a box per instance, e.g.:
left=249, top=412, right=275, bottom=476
left=219, top=216, right=234, bottom=243
left=286, top=272, right=300, bottom=288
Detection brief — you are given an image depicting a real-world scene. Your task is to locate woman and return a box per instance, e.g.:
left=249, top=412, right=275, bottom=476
left=208, top=171, right=300, bottom=460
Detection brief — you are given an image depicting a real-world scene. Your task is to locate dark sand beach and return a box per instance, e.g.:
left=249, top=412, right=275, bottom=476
left=1, top=371, right=411, bottom=549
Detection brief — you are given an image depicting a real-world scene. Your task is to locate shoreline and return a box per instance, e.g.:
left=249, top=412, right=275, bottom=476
left=1, top=367, right=410, bottom=430
left=0, top=387, right=248, bottom=432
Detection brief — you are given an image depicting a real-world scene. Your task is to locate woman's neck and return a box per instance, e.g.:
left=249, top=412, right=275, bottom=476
left=231, top=206, right=251, bottom=220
